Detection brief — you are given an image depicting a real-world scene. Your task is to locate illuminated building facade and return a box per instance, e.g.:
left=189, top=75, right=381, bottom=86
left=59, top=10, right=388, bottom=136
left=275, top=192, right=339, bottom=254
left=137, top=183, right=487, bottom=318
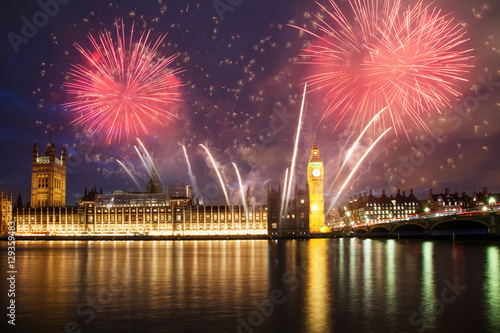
left=10, top=140, right=268, bottom=237
left=307, top=135, right=325, bottom=233
left=340, top=189, right=421, bottom=226
left=0, top=189, right=13, bottom=234
left=469, top=188, right=498, bottom=210
left=14, top=192, right=267, bottom=236
left=428, top=188, right=466, bottom=212
left=31, top=141, right=66, bottom=208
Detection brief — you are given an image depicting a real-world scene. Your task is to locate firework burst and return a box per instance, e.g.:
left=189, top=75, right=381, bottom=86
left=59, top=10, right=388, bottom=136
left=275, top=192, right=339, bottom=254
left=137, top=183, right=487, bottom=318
left=63, top=20, right=182, bottom=143
left=296, top=0, right=474, bottom=137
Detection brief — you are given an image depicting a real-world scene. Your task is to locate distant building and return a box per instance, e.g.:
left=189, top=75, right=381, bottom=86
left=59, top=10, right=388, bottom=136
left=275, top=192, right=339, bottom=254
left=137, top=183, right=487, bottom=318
left=469, top=188, right=498, bottom=210
left=0, top=189, right=13, bottom=234
left=267, top=184, right=309, bottom=237
left=326, top=208, right=342, bottom=229
left=340, top=189, right=421, bottom=225
left=425, top=187, right=498, bottom=212
left=31, top=141, right=66, bottom=208
left=166, top=183, right=193, bottom=199
left=266, top=184, right=281, bottom=235
left=427, top=188, right=463, bottom=212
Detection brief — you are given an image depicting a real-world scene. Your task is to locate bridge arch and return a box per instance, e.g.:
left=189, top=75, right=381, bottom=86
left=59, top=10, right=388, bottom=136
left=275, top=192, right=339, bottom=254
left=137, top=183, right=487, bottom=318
left=353, top=227, right=368, bottom=236
left=430, top=218, right=489, bottom=234
left=392, top=223, right=426, bottom=235
left=369, top=226, right=390, bottom=236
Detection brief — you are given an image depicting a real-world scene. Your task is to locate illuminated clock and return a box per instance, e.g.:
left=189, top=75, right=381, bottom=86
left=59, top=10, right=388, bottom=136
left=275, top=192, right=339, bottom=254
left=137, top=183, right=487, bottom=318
left=312, top=168, right=321, bottom=177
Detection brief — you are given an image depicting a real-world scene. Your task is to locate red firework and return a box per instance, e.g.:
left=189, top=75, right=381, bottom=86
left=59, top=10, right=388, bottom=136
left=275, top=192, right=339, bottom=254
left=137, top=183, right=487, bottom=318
left=63, top=20, right=182, bottom=143
left=296, top=0, right=474, bottom=137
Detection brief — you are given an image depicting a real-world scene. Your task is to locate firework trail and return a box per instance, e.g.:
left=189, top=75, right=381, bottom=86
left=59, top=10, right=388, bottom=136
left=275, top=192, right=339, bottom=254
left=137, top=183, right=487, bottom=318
left=134, top=145, right=152, bottom=179
left=182, top=145, right=198, bottom=197
left=199, top=144, right=230, bottom=206
left=284, top=83, right=307, bottom=213
left=295, top=0, right=473, bottom=137
left=326, top=127, right=393, bottom=216
left=232, top=162, right=248, bottom=226
left=116, top=159, right=142, bottom=190
left=63, top=19, right=182, bottom=143
left=328, top=107, right=386, bottom=192
left=279, top=168, right=289, bottom=230
left=137, top=138, right=164, bottom=189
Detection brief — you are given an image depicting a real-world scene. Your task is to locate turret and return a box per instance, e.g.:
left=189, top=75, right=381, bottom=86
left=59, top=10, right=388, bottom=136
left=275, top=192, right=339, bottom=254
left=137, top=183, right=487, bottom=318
left=49, top=141, right=56, bottom=161
left=61, top=145, right=66, bottom=165
left=16, top=193, right=23, bottom=209
left=32, top=141, right=38, bottom=163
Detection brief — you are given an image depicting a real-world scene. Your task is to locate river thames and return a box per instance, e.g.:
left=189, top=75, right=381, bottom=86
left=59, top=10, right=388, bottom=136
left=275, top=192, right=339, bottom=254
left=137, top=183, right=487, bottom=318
left=1, top=239, right=499, bottom=333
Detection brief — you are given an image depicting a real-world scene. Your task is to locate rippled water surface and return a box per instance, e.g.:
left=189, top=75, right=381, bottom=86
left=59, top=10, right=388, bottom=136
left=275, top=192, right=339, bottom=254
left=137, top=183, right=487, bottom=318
left=1, top=239, right=499, bottom=333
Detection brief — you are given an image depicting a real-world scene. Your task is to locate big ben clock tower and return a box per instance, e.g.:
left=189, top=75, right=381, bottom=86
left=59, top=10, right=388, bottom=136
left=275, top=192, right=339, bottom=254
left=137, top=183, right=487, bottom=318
left=307, top=134, right=325, bottom=233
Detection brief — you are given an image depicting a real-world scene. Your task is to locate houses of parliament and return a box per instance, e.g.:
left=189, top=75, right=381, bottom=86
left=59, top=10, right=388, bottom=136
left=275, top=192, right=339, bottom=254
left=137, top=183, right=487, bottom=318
left=2, top=138, right=329, bottom=237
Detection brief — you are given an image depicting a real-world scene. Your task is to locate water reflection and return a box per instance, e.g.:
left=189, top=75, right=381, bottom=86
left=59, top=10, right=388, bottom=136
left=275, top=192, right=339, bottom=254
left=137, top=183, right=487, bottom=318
left=385, top=240, right=397, bottom=320
left=485, top=246, right=500, bottom=331
left=305, top=239, right=331, bottom=333
left=1, top=239, right=499, bottom=333
left=420, top=241, right=436, bottom=331
left=362, top=239, right=373, bottom=318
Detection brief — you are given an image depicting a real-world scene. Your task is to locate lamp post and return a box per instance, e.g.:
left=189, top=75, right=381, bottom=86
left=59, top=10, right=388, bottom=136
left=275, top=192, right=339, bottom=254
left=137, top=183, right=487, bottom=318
left=488, top=197, right=496, bottom=212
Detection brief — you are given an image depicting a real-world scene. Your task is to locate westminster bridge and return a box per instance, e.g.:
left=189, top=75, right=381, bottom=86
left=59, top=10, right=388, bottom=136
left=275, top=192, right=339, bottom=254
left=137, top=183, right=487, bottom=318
left=339, top=210, right=500, bottom=237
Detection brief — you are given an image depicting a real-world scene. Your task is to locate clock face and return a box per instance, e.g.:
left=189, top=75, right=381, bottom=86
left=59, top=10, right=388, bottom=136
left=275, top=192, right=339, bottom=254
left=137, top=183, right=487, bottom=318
left=312, top=168, right=321, bottom=177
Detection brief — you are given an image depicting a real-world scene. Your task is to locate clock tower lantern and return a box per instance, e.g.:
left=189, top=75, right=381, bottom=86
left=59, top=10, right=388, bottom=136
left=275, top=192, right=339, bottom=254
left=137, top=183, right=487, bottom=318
left=307, top=134, right=325, bottom=233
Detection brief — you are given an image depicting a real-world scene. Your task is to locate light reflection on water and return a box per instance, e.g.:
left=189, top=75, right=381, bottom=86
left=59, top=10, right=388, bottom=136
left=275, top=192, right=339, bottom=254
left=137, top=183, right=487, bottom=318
left=486, top=246, right=500, bottom=331
left=305, top=239, right=330, bottom=333
left=0, top=239, right=499, bottom=333
left=420, top=241, right=437, bottom=331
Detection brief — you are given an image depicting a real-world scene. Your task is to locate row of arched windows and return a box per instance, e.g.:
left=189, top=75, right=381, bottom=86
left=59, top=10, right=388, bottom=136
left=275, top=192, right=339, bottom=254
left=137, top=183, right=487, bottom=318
left=37, top=175, right=63, bottom=189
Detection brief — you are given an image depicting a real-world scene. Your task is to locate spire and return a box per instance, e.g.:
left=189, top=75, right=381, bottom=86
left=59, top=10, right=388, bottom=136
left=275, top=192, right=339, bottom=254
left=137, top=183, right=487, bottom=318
left=146, top=150, right=162, bottom=193
left=33, top=141, right=38, bottom=161
left=309, top=132, right=322, bottom=162
left=312, top=132, right=318, bottom=151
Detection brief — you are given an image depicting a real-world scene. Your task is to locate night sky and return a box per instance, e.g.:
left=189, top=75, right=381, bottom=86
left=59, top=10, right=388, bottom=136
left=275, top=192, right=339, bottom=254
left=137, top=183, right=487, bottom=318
left=0, top=0, right=499, bottom=208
